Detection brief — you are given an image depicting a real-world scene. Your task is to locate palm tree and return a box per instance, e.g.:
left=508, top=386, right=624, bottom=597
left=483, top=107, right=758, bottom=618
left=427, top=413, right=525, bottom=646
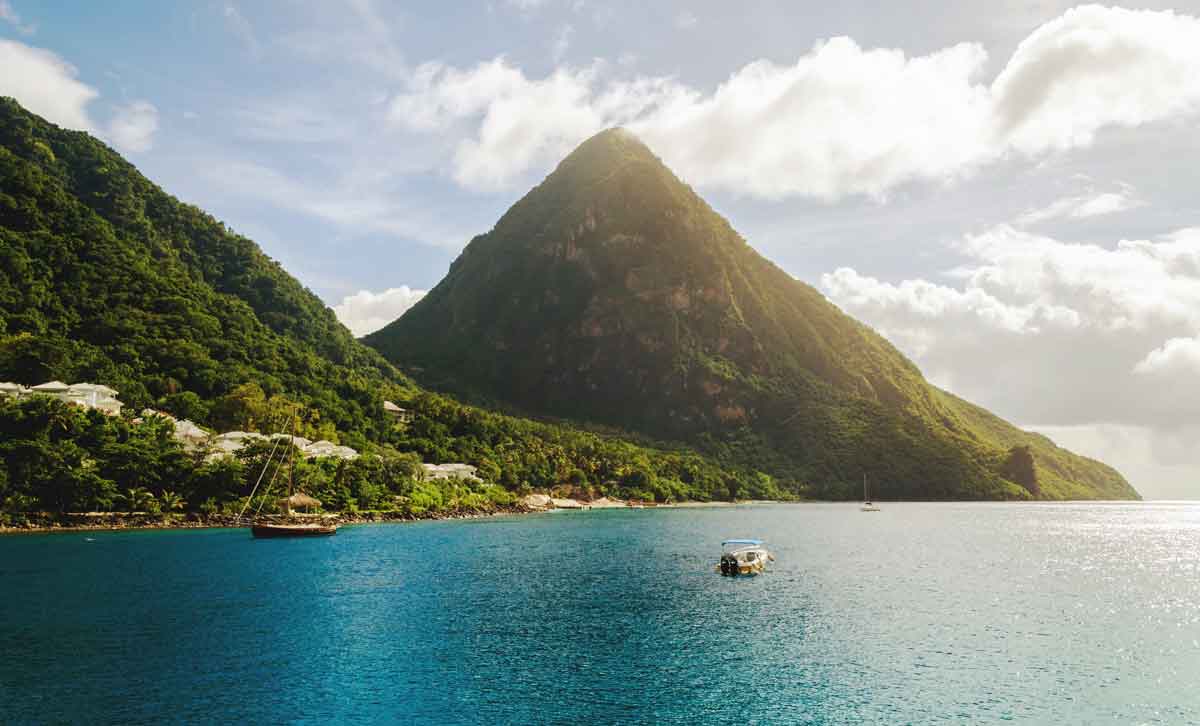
left=121, top=486, right=154, bottom=513
left=158, top=490, right=184, bottom=519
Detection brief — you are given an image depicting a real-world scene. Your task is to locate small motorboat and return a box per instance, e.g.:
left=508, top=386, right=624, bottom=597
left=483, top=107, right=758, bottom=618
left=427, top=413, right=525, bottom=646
left=717, top=539, right=774, bottom=576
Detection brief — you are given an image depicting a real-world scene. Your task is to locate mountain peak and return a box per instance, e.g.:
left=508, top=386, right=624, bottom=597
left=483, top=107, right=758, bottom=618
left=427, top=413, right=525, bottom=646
left=365, top=128, right=1137, bottom=502
left=550, top=126, right=663, bottom=182
left=570, top=126, right=648, bottom=154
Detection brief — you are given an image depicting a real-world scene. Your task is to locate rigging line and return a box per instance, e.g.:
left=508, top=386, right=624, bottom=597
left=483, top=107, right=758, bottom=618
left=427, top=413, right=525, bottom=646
left=236, top=416, right=287, bottom=520
left=237, top=437, right=282, bottom=521
left=252, top=444, right=288, bottom=518
left=252, top=406, right=301, bottom=518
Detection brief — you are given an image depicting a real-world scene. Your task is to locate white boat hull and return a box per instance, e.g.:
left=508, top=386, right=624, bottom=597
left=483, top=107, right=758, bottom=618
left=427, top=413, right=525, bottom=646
left=718, top=545, right=773, bottom=576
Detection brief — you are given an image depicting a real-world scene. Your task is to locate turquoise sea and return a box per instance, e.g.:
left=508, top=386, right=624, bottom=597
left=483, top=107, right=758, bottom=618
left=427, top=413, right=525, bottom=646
left=2, top=502, right=1199, bottom=724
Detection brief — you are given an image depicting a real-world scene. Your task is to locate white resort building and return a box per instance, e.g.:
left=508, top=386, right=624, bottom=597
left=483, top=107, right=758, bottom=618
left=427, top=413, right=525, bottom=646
left=421, top=463, right=481, bottom=482
left=3, top=380, right=124, bottom=415
left=3, top=383, right=402, bottom=466
left=0, top=382, right=29, bottom=398
left=302, top=440, right=360, bottom=460
left=383, top=400, right=414, bottom=423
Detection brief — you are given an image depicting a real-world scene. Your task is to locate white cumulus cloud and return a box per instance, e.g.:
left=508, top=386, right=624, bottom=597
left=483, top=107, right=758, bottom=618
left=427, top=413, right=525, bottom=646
left=820, top=224, right=1200, bottom=496
left=387, top=5, right=1200, bottom=201
left=0, top=40, right=159, bottom=153
left=1016, top=187, right=1144, bottom=226
left=992, top=5, right=1200, bottom=155
left=108, top=100, right=159, bottom=153
left=333, top=286, right=427, bottom=337
left=0, top=39, right=98, bottom=132
left=1134, top=337, right=1200, bottom=376
left=390, top=59, right=680, bottom=191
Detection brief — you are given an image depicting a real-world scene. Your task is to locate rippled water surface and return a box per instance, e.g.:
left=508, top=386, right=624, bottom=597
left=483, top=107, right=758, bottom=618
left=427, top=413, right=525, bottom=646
left=2, top=503, right=1200, bottom=724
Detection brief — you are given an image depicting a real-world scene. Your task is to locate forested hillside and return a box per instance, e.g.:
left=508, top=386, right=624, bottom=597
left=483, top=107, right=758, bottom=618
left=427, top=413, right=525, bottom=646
left=0, top=98, right=768, bottom=518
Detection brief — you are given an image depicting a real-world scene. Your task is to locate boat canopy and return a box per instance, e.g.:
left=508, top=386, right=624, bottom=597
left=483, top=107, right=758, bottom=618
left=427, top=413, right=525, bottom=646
left=722, top=539, right=764, bottom=547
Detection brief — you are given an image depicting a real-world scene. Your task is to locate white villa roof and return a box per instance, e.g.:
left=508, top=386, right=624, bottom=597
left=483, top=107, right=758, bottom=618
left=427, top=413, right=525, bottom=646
left=215, top=431, right=266, bottom=441
left=302, top=440, right=359, bottom=459
left=92, top=399, right=123, bottom=413
left=422, top=463, right=481, bottom=480
left=270, top=433, right=313, bottom=448
left=173, top=420, right=210, bottom=440
left=423, top=463, right=477, bottom=474
left=68, top=383, right=118, bottom=395
left=383, top=400, right=404, bottom=412
left=0, top=381, right=26, bottom=391
left=31, top=381, right=70, bottom=392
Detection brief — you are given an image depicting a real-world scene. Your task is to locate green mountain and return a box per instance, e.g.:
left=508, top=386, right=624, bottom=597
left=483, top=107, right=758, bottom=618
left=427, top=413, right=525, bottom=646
left=0, top=97, right=765, bottom=515
left=0, top=97, right=409, bottom=447
left=367, top=128, right=1138, bottom=501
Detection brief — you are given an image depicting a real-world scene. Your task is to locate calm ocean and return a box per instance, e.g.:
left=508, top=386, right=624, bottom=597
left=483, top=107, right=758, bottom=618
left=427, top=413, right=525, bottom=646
left=1, top=502, right=1198, bottom=724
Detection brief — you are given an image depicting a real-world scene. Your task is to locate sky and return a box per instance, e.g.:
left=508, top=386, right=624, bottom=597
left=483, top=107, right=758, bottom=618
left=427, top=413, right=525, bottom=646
left=3, top=0, right=1200, bottom=498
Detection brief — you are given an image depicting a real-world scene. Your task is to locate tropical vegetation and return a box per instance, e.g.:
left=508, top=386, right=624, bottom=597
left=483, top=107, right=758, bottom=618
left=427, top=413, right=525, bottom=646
left=0, top=98, right=1136, bottom=523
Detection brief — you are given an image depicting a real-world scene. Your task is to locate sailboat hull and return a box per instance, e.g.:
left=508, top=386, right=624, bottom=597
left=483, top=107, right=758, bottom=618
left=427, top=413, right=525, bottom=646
left=251, top=523, right=337, bottom=538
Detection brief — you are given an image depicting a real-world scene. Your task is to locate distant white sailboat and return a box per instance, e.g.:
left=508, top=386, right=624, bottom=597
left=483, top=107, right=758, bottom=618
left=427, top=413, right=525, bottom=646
left=861, top=474, right=880, bottom=512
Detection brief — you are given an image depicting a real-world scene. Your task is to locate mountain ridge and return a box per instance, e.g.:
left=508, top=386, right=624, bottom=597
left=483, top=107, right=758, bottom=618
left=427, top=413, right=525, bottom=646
left=368, top=127, right=1138, bottom=501
left=0, top=97, right=782, bottom=513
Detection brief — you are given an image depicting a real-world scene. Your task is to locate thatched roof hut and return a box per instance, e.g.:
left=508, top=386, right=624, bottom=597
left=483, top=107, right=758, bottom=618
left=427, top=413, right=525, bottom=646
left=280, top=492, right=322, bottom=513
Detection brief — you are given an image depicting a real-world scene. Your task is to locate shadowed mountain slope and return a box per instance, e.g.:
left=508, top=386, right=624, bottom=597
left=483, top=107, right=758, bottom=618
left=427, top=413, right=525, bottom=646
left=368, top=128, right=1137, bottom=500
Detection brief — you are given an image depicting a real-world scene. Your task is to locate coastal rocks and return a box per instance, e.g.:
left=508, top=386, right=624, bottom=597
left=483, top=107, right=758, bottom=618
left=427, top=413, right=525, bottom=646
left=0, top=506, right=535, bottom=534
left=520, top=495, right=588, bottom=510
left=520, top=494, right=628, bottom=510
left=521, top=493, right=553, bottom=510
left=588, top=497, right=626, bottom=508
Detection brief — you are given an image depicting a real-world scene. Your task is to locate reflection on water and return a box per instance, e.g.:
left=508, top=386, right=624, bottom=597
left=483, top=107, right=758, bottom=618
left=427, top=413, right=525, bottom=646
left=2, top=502, right=1199, bottom=724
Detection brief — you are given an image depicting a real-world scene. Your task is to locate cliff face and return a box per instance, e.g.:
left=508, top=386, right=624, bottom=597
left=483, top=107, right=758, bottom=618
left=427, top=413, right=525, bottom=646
left=368, top=128, right=1138, bottom=500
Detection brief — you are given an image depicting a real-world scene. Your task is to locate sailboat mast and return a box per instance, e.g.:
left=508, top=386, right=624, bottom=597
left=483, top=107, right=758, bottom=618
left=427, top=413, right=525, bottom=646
left=288, top=407, right=296, bottom=498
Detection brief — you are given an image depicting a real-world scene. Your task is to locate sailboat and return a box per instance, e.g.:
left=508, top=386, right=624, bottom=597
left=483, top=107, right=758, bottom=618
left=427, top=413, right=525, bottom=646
left=241, top=410, right=337, bottom=538
left=860, top=473, right=880, bottom=512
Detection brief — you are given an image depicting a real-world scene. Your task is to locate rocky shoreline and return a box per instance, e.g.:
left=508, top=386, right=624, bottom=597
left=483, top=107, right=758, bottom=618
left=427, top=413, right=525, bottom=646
left=0, top=498, right=769, bottom=535
left=0, top=505, right=538, bottom=535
